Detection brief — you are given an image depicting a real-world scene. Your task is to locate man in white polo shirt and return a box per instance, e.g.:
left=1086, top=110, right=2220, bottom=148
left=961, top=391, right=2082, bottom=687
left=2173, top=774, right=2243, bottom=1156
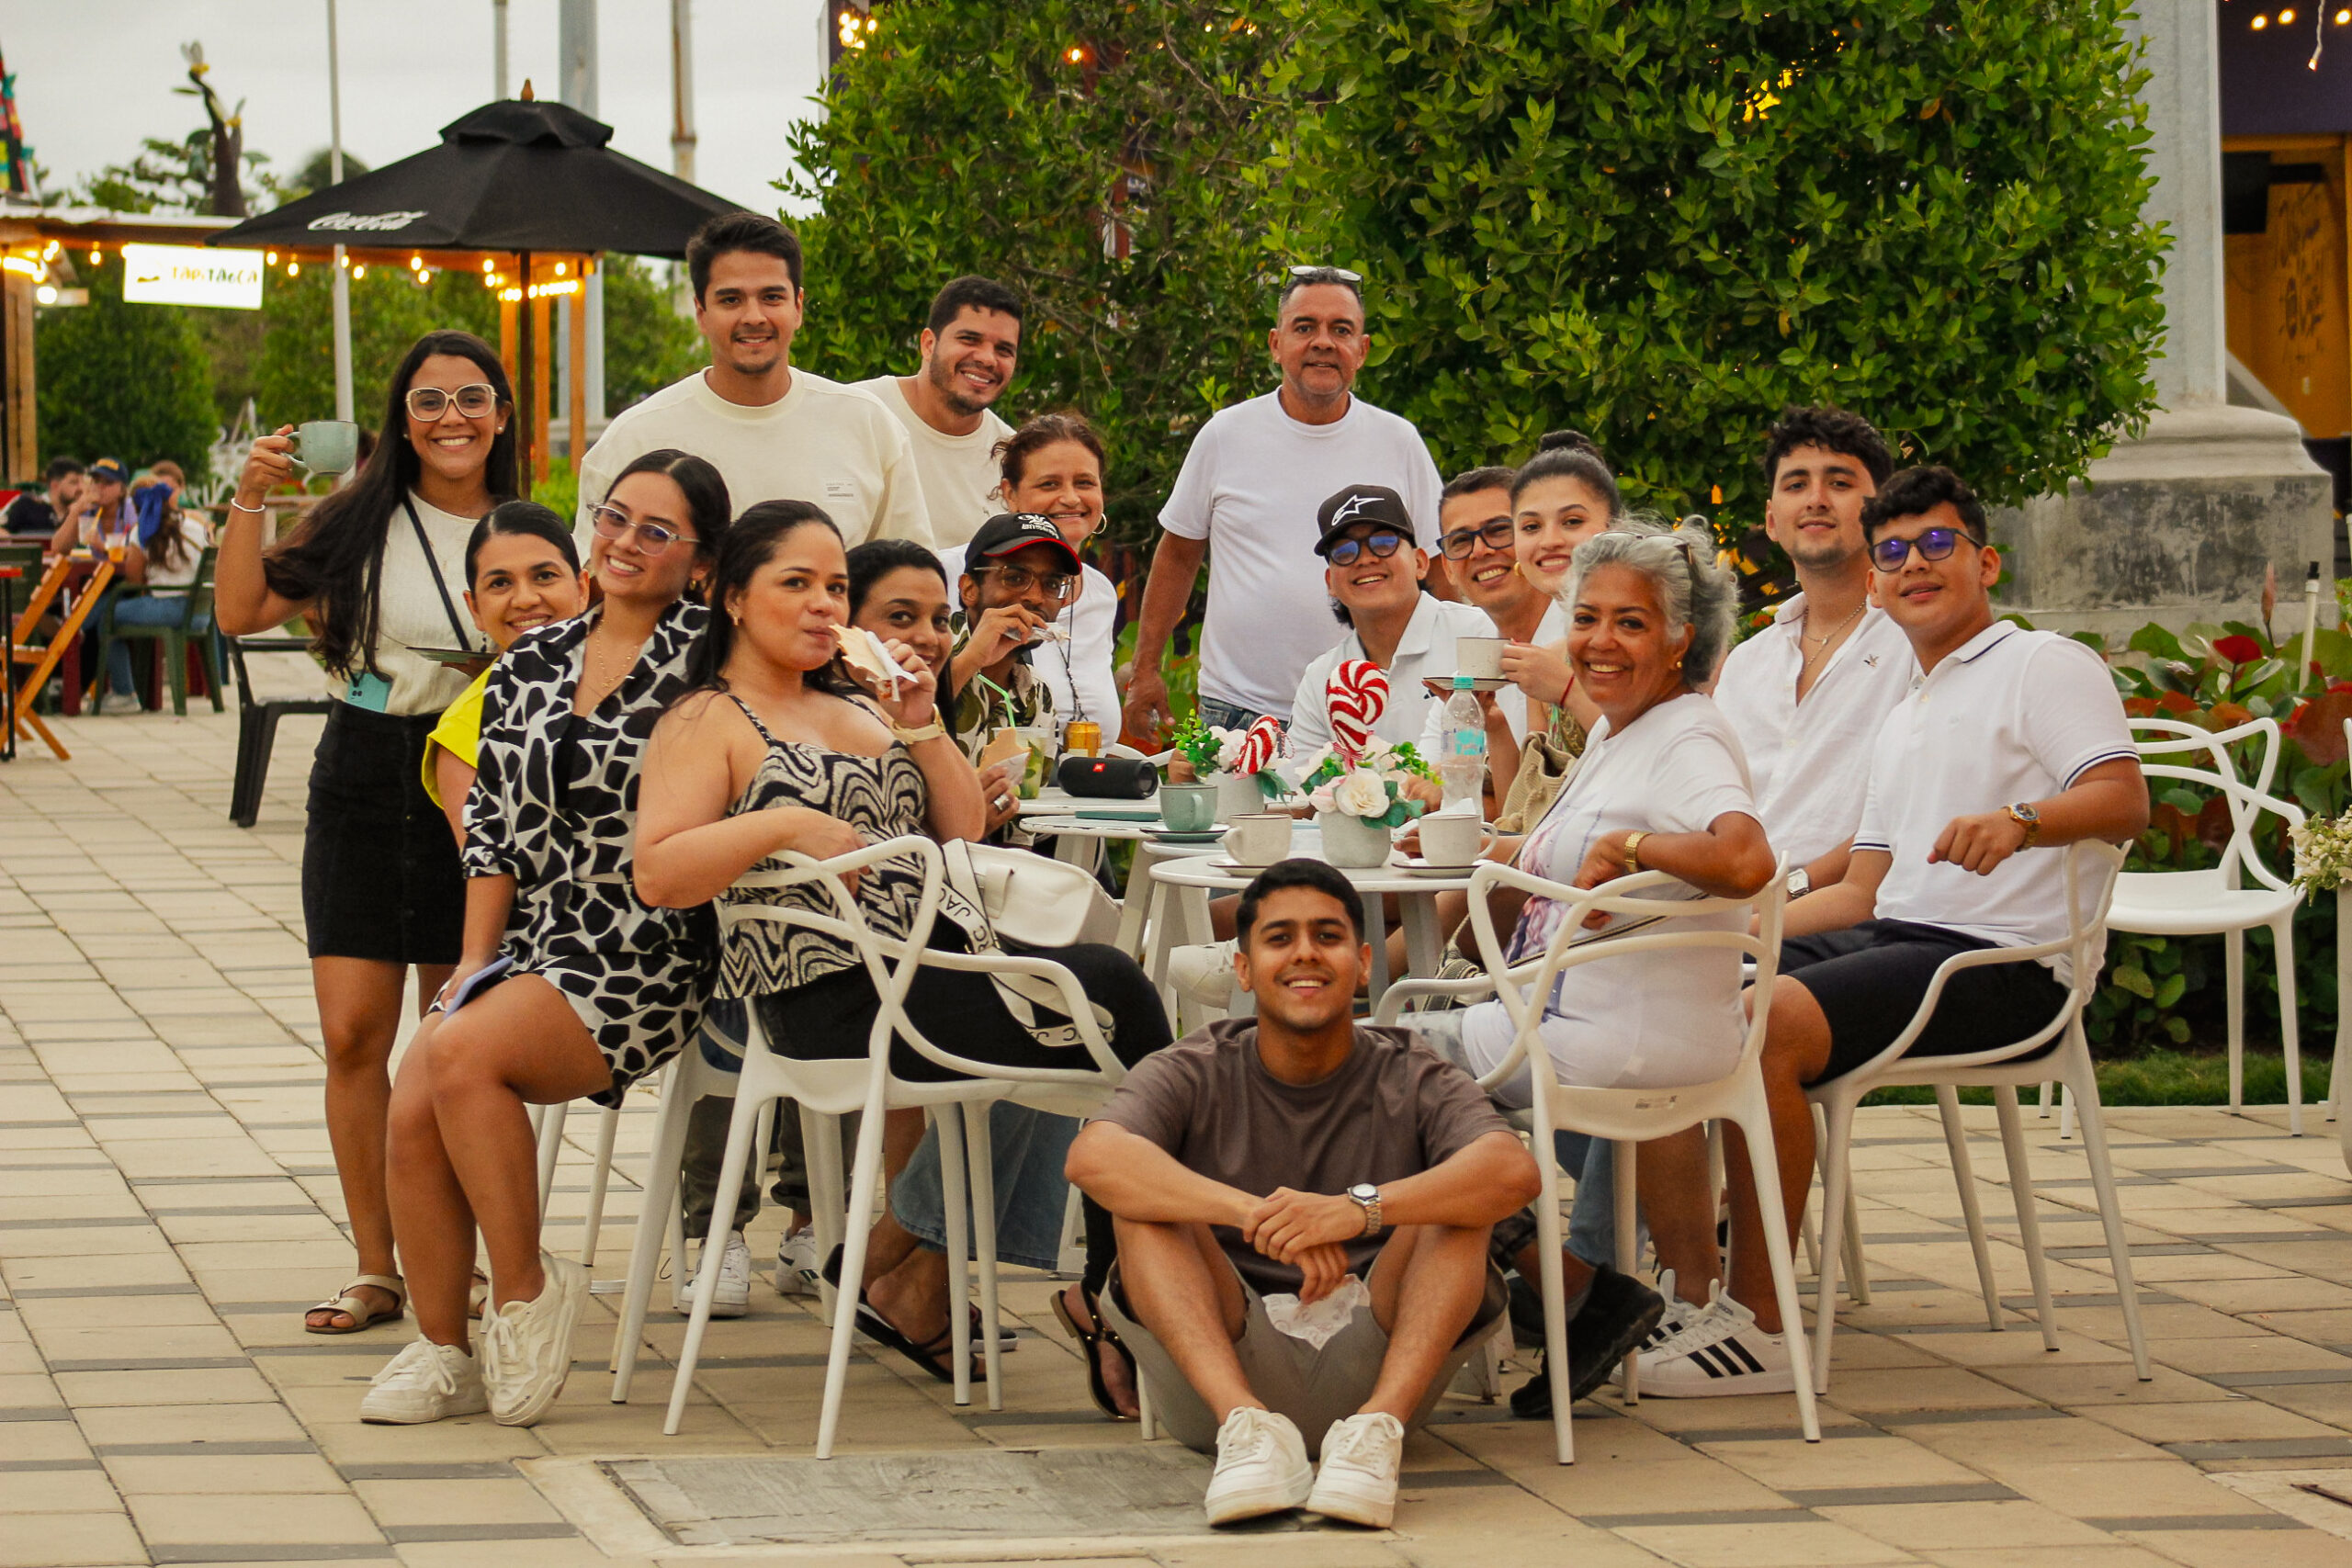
left=1713, top=407, right=1916, bottom=892
left=854, top=276, right=1023, bottom=549
left=1121, top=267, right=1443, bottom=739
left=576, top=212, right=932, bottom=553
left=1635, top=464, right=2148, bottom=1397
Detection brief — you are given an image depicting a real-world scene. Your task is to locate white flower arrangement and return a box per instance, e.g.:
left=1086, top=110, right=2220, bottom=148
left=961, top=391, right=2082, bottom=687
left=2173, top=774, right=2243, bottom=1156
left=1302, top=739, right=1435, bottom=829
left=2291, top=815, right=2352, bottom=893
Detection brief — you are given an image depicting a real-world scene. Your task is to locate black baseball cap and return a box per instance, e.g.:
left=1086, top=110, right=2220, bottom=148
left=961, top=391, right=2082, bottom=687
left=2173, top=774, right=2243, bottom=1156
left=1313, top=484, right=1415, bottom=557
left=967, top=512, right=1081, bottom=574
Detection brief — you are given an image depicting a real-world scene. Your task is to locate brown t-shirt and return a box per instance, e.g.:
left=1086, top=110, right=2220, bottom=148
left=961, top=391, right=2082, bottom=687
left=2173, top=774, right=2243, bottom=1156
left=1096, top=1019, right=1510, bottom=1294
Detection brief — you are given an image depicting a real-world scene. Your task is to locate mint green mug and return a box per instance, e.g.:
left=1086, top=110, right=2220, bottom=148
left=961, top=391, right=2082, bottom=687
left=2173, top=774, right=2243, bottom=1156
left=290, top=420, right=361, bottom=479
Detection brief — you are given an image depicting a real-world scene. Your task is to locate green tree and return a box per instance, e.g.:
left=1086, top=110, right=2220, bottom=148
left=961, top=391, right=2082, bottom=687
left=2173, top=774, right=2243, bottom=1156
left=1258, top=0, right=2168, bottom=523
left=35, top=253, right=218, bottom=482
left=601, top=255, right=703, bottom=412
left=252, top=265, right=499, bottom=430
left=783, top=0, right=1297, bottom=546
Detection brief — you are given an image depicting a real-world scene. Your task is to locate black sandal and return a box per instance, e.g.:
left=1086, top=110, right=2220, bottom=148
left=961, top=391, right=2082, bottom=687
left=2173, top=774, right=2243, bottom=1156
left=1052, top=1284, right=1139, bottom=1421
left=852, top=1290, right=981, bottom=1385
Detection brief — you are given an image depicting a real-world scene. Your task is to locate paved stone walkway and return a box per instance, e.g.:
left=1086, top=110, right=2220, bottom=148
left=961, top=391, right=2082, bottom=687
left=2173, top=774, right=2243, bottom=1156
left=8, top=708, right=2352, bottom=1567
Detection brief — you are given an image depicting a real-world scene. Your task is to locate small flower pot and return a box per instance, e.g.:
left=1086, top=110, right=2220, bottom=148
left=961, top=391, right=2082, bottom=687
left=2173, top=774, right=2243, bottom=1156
left=1318, top=808, right=1394, bottom=868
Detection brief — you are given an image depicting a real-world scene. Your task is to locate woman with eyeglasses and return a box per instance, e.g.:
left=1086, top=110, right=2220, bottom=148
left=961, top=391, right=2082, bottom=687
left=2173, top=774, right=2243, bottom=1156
left=360, top=450, right=729, bottom=1427
left=218, top=331, right=518, bottom=1338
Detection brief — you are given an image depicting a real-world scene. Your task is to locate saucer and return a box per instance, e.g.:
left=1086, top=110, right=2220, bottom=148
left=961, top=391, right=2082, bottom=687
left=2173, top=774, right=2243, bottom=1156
left=1421, top=676, right=1510, bottom=694
left=1149, top=828, right=1226, bottom=843
left=1395, top=858, right=1476, bottom=877
left=1206, top=856, right=1283, bottom=873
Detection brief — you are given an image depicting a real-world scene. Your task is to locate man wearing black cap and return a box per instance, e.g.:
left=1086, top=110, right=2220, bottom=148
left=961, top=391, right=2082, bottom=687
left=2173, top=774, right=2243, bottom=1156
left=949, top=513, right=1083, bottom=818
left=1284, top=484, right=1494, bottom=773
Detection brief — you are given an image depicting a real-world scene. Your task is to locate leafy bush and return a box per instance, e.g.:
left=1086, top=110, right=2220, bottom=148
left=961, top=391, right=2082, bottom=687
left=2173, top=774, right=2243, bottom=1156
left=782, top=0, right=1293, bottom=547
left=36, top=253, right=219, bottom=483
left=1257, top=0, right=2168, bottom=521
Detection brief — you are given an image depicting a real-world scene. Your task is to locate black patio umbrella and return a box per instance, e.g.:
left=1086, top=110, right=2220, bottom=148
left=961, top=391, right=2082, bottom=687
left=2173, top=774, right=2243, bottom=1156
left=209, top=97, right=744, bottom=480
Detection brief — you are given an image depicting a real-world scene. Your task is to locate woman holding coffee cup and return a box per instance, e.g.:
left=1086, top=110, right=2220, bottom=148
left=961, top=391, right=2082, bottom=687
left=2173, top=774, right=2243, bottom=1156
left=217, top=331, right=519, bottom=1337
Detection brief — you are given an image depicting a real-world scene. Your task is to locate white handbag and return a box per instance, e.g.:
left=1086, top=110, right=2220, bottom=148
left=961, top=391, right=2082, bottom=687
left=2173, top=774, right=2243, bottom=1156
left=939, top=839, right=1120, bottom=949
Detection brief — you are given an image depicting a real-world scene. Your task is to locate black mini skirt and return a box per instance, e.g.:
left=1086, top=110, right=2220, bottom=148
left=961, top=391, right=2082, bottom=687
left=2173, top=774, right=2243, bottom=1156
left=300, top=702, right=465, bottom=965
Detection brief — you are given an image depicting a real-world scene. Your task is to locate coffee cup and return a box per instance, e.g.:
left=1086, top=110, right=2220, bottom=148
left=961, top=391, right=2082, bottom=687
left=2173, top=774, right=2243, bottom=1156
left=1159, top=781, right=1219, bottom=832
left=1222, top=812, right=1293, bottom=867
left=1419, top=809, right=1488, bottom=868
left=1453, top=635, right=1507, bottom=682
left=289, top=420, right=361, bottom=479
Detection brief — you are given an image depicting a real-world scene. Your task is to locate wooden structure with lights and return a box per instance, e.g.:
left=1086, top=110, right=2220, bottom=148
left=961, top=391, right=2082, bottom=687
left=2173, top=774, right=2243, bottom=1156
left=0, top=204, right=597, bottom=491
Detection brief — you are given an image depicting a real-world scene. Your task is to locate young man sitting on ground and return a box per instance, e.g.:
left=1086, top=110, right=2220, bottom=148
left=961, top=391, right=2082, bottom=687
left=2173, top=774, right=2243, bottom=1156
left=1634, top=464, right=2149, bottom=1395
left=1068, top=860, right=1539, bottom=1529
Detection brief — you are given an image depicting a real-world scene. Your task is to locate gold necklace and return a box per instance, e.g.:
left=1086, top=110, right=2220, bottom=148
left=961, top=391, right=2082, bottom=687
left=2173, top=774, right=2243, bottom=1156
left=1800, top=602, right=1865, bottom=678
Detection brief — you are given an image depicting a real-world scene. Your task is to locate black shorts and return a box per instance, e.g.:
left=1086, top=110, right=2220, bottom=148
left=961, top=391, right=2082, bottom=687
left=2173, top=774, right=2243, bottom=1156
left=1780, top=919, right=2071, bottom=1082
left=300, top=703, right=465, bottom=965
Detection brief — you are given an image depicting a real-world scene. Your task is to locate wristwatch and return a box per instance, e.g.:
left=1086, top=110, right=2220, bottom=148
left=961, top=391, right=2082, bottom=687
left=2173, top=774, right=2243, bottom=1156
left=1623, top=829, right=1649, bottom=875
left=1786, top=866, right=1812, bottom=900
left=2005, top=801, right=2041, bottom=849
left=1346, top=1183, right=1384, bottom=1238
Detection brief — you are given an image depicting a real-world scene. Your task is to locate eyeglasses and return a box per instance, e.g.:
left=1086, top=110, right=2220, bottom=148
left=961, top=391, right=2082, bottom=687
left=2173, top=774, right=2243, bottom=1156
left=973, top=564, right=1076, bottom=602
left=1287, top=265, right=1363, bottom=283
left=1439, top=517, right=1514, bottom=560
left=590, top=503, right=697, bottom=556
left=405, top=383, right=501, bottom=420
left=1326, top=530, right=1406, bottom=568
left=1869, top=527, right=1973, bottom=573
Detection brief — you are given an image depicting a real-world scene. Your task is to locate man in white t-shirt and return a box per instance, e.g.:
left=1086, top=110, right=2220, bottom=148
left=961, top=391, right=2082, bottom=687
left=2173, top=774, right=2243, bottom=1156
left=1638, top=465, right=2148, bottom=1399
left=1712, top=407, right=1914, bottom=892
left=853, top=276, right=1022, bottom=549
left=1122, top=267, right=1442, bottom=739
left=575, top=212, right=931, bottom=556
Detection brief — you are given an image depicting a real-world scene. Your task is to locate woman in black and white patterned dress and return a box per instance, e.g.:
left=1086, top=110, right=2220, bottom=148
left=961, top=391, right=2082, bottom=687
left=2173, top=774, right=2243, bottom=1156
left=635, top=500, right=1170, bottom=1388
left=363, top=449, right=730, bottom=1431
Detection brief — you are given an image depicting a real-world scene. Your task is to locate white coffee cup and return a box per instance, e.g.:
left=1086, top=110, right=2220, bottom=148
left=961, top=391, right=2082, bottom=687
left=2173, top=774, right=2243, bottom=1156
left=1222, top=812, right=1293, bottom=867
left=1453, top=635, right=1507, bottom=682
left=1419, top=809, right=1487, bottom=868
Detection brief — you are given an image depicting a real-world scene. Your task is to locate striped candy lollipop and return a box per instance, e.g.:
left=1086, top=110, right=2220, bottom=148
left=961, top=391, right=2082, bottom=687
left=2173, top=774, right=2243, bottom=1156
left=1234, top=716, right=1283, bottom=777
left=1327, top=660, right=1388, bottom=763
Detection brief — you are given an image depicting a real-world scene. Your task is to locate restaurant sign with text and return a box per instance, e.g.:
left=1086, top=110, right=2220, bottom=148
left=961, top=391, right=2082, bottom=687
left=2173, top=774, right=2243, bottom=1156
left=120, top=244, right=265, bottom=310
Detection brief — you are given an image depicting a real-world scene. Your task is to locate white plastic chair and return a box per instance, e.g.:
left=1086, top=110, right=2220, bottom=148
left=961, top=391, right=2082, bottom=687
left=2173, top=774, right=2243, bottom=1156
left=611, top=836, right=1132, bottom=1452
left=2108, top=716, right=2308, bottom=1132
left=1808, top=840, right=2150, bottom=1393
left=531, top=1100, right=628, bottom=1269
left=1374, top=858, right=1818, bottom=1464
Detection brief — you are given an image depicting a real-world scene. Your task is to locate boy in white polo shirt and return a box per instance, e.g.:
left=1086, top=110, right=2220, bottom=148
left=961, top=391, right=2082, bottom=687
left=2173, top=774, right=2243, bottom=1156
left=1636, top=465, right=2148, bottom=1396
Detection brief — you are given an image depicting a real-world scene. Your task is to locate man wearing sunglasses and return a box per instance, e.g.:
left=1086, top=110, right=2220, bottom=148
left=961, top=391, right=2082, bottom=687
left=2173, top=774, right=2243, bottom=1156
left=947, top=513, right=1082, bottom=832
left=1123, top=266, right=1443, bottom=743
left=1283, top=484, right=1492, bottom=776
left=1634, top=464, right=2149, bottom=1400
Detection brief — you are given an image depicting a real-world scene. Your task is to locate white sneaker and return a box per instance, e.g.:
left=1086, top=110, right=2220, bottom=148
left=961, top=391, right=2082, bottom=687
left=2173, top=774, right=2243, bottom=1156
left=1307, top=1412, right=1404, bottom=1527
left=96, top=691, right=143, bottom=716
left=673, top=1231, right=752, bottom=1318
left=1633, top=1281, right=1794, bottom=1398
left=480, top=1254, right=587, bottom=1427
left=1204, top=1405, right=1312, bottom=1527
left=359, top=1338, right=488, bottom=1425
left=1169, top=941, right=1238, bottom=1009
left=775, top=1227, right=820, bottom=1298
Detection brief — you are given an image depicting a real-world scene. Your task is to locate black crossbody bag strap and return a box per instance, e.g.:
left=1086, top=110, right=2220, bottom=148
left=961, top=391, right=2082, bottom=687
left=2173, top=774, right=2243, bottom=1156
left=402, top=499, right=477, bottom=652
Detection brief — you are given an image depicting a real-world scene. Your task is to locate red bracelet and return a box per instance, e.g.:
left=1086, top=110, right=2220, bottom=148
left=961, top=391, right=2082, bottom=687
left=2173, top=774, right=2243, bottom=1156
left=1558, top=673, right=1574, bottom=706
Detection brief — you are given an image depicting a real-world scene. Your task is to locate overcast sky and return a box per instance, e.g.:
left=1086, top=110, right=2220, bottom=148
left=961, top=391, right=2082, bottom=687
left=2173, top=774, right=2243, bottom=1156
left=6, top=0, right=828, bottom=215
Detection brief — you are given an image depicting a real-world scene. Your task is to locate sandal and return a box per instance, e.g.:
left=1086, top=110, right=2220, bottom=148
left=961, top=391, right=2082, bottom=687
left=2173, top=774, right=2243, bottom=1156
left=304, top=1274, right=405, bottom=1336
left=1051, top=1283, right=1139, bottom=1421
left=852, top=1290, right=981, bottom=1385
left=467, top=1269, right=490, bottom=1321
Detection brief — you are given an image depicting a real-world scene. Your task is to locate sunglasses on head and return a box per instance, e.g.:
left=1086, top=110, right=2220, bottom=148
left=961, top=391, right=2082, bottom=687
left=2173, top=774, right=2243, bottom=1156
left=1869, top=526, right=1974, bottom=572
left=1326, top=530, right=1406, bottom=568
left=1287, top=264, right=1363, bottom=283
left=1439, top=517, right=1514, bottom=559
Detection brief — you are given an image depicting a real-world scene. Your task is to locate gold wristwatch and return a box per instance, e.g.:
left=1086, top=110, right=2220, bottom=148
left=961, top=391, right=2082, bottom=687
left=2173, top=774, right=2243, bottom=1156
left=2005, top=802, right=2041, bottom=848
left=1623, top=829, right=1649, bottom=875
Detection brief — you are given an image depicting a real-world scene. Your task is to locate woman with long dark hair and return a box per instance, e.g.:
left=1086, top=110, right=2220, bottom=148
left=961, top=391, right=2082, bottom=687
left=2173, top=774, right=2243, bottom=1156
left=218, top=331, right=518, bottom=1336
left=360, top=450, right=729, bottom=1427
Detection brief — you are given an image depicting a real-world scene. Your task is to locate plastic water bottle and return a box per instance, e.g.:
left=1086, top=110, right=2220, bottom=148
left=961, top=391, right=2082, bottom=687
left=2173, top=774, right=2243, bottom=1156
left=1439, top=672, right=1486, bottom=812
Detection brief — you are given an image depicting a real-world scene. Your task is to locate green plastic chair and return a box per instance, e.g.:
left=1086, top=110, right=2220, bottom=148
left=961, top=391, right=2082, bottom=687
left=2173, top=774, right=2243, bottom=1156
left=92, top=545, right=223, bottom=716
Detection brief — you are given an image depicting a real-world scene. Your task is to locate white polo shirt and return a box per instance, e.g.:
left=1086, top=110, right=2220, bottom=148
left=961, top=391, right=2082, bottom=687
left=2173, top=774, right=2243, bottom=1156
left=1288, top=593, right=1496, bottom=769
left=1713, top=593, right=1916, bottom=867
left=1853, top=623, right=2136, bottom=983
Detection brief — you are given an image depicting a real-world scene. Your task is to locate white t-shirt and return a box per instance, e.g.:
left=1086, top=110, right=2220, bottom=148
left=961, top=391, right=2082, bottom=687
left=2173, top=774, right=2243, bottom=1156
left=331, top=493, right=481, bottom=716
left=576, top=367, right=932, bottom=551
left=1456, top=693, right=1760, bottom=1096
left=938, top=544, right=1120, bottom=729
left=1159, top=391, right=1442, bottom=719
left=142, top=514, right=212, bottom=589
left=1853, top=623, right=2135, bottom=984
left=1284, top=592, right=1495, bottom=765
left=853, top=375, right=1012, bottom=550
left=1713, top=593, right=1916, bottom=868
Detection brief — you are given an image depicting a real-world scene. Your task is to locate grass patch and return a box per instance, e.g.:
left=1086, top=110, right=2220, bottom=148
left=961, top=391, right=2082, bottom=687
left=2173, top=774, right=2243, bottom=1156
left=1860, top=1048, right=2333, bottom=1109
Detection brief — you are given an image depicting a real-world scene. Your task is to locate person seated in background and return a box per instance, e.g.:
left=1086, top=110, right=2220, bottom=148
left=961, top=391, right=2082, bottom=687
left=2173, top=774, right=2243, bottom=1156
left=1409, top=518, right=1772, bottom=1420
left=94, top=480, right=216, bottom=715
left=51, top=457, right=132, bottom=557
left=1283, top=482, right=1494, bottom=784
left=1070, top=860, right=1538, bottom=1529
left=1634, top=465, right=2149, bottom=1398
left=6, top=456, right=83, bottom=538
left=420, top=503, right=590, bottom=838
left=1712, top=406, right=1912, bottom=900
